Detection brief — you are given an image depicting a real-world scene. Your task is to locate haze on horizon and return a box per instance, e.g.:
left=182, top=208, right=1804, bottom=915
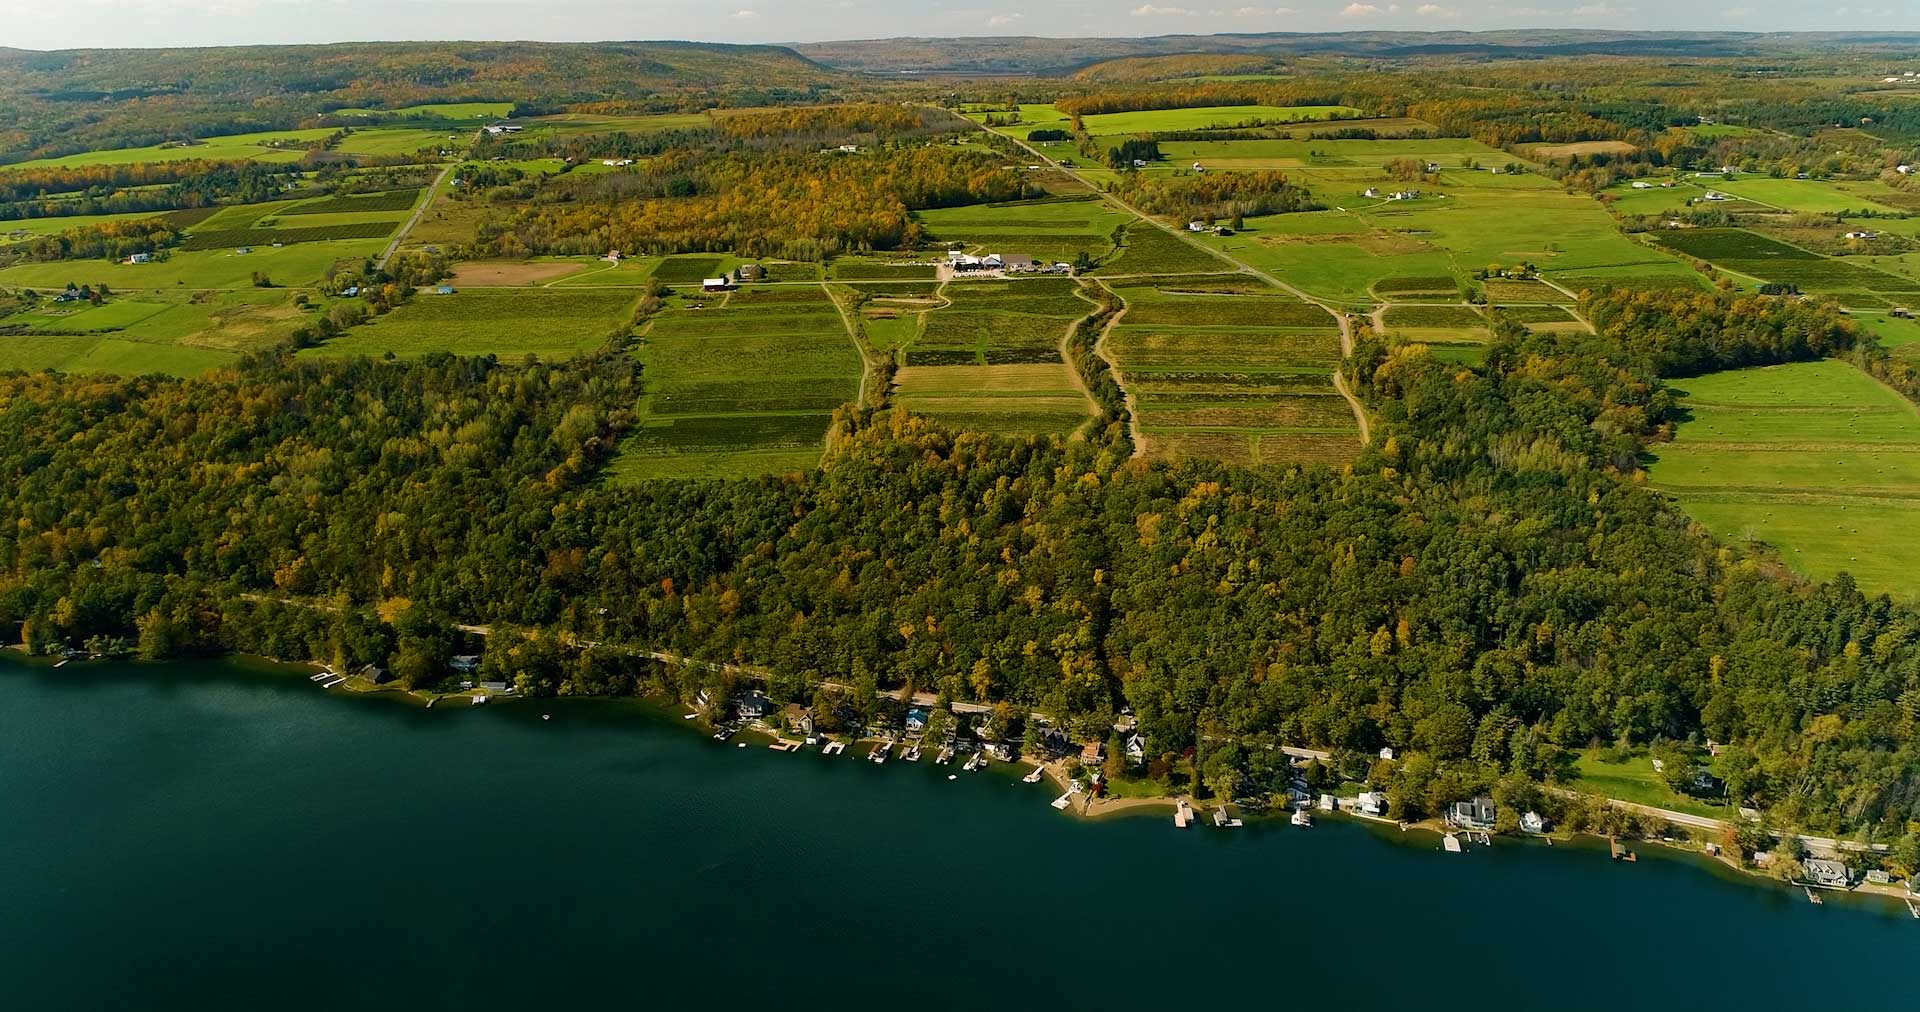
left=0, top=0, right=1913, bottom=53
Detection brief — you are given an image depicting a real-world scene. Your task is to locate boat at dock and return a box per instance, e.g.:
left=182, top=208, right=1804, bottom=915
left=1174, top=798, right=1193, bottom=828
left=1443, top=833, right=1462, bottom=853
left=869, top=740, right=891, bottom=764
left=903, top=745, right=921, bottom=762
left=1290, top=809, right=1311, bottom=827
left=472, top=695, right=487, bottom=706
left=322, top=676, right=346, bottom=689
left=1213, top=807, right=1244, bottom=828
left=963, top=751, right=984, bottom=771
left=1023, top=765, right=1045, bottom=783
left=935, top=746, right=954, bottom=764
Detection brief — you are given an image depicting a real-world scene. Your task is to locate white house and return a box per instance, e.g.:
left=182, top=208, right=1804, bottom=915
left=1188, top=221, right=1208, bottom=232
left=1520, top=811, right=1548, bottom=834
left=1363, top=187, right=1380, bottom=198
left=838, top=144, right=859, bottom=154
left=1125, top=734, right=1147, bottom=764
left=1844, top=230, right=1879, bottom=240
left=126, top=252, right=152, bottom=264
left=1131, top=158, right=1147, bottom=168
left=1191, top=162, right=1205, bottom=172
left=1357, top=791, right=1387, bottom=816
left=1898, top=165, right=1914, bottom=175
left=1378, top=746, right=1395, bottom=761
left=1631, top=181, right=1653, bottom=189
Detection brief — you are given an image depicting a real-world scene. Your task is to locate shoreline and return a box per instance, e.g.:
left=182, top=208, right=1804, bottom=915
left=6, top=648, right=1916, bottom=915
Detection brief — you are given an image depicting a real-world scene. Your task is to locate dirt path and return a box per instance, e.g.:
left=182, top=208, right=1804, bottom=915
left=824, top=281, right=876, bottom=410
left=1090, top=278, right=1146, bottom=458
left=379, top=161, right=456, bottom=270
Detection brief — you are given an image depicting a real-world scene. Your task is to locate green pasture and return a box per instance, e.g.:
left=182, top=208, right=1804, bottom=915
left=3, top=128, right=339, bottom=172
left=610, top=285, right=862, bottom=481
left=0, top=288, right=309, bottom=375
left=1649, top=359, right=1920, bottom=599
left=0, top=240, right=386, bottom=290
left=306, top=288, right=639, bottom=359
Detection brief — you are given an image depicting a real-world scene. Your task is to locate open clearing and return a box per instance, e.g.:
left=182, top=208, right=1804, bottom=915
left=306, top=287, right=638, bottom=360
left=0, top=239, right=388, bottom=290
left=892, top=276, right=1095, bottom=437
left=1101, top=275, right=1356, bottom=465
left=0, top=288, right=308, bottom=375
left=447, top=259, right=596, bottom=287
left=1648, top=359, right=1920, bottom=599
left=609, top=284, right=863, bottom=481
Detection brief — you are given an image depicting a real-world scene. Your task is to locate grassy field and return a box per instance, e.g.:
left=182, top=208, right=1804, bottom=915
left=1654, top=228, right=1920, bottom=296
left=892, top=276, right=1095, bottom=436
left=1569, top=751, right=1726, bottom=820
left=915, top=196, right=1131, bottom=263
left=1648, top=360, right=1920, bottom=599
left=0, top=240, right=388, bottom=290
left=0, top=128, right=420, bottom=172
left=1089, top=222, right=1226, bottom=276
left=1856, top=311, right=1920, bottom=355
left=609, top=284, right=863, bottom=481
left=306, top=288, right=638, bottom=359
left=1101, top=275, right=1356, bottom=466
left=334, top=102, right=513, bottom=122
left=0, top=288, right=308, bottom=375
left=1078, top=104, right=1361, bottom=137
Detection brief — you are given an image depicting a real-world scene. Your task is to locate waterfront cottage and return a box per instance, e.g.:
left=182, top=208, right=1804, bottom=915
left=784, top=703, right=813, bottom=738
left=1803, top=858, right=1853, bottom=889
left=1125, top=733, right=1147, bottom=764
left=1447, top=797, right=1496, bottom=831
left=1520, top=811, right=1548, bottom=834
left=1080, top=740, right=1104, bottom=765
left=736, top=692, right=772, bottom=720
left=1357, top=791, right=1386, bottom=816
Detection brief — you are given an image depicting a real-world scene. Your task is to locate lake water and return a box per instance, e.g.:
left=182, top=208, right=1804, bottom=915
left=3, top=655, right=1915, bottom=1010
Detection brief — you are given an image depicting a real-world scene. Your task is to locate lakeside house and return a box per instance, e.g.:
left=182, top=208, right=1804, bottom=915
left=905, top=708, right=928, bottom=733
left=1124, top=733, right=1147, bottom=765
left=450, top=654, right=480, bottom=674
left=479, top=680, right=511, bottom=693
left=1356, top=791, right=1387, bottom=816
left=736, top=691, right=772, bottom=720
left=1520, top=811, right=1548, bottom=834
left=783, top=703, right=813, bottom=738
left=1803, top=858, right=1853, bottom=890
left=1447, top=797, right=1496, bottom=831
left=1080, top=740, right=1104, bottom=765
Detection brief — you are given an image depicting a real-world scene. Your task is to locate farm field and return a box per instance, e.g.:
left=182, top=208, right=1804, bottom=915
left=1653, top=228, right=1920, bottom=295
left=610, top=284, right=863, bottom=481
left=335, top=102, right=514, bottom=122
left=1855, top=311, right=1920, bottom=355
left=915, top=196, right=1130, bottom=263
left=1, top=128, right=357, bottom=172
left=1078, top=104, right=1361, bottom=137
left=0, top=239, right=388, bottom=290
left=0, top=288, right=308, bottom=375
left=1100, top=275, right=1356, bottom=465
left=1089, top=222, right=1226, bottom=276
left=512, top=112, right=712, bottom=139
left=892, top=276, right=1095, bottom=436
left=1648, top=360, right=1920, bottom=599
left=306, top=288, right=639, bottom=359
left=1699, top=176, right=1910, bottom=215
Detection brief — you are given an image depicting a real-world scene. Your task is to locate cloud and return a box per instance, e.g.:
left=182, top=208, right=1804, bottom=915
left=1131, top=4, right=1195, bottom=15
left=1340, top=2, right=1382, bottom=14
left=987, top=12, right=1024, bottom=26
left=1568, top=2, right=1634, bottom=14
left=727, top=8, right=758, bottom=19
left=1416, top=2, right=1457, bottom=15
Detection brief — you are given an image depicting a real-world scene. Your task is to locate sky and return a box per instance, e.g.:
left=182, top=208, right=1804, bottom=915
left=0, top=0, right=1913, bottom=51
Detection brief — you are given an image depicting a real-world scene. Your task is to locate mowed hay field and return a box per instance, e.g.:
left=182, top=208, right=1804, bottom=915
left=915, top=196, right=1130, bottom=264
left=0, top=288, right=306, bottom=376
left=611, top=284, right=863, bottom=481
left=894, top=276, right=1095, bottom=436
left=307, top=288, right=638, bottom=359
left=1648, top=360, right=1920, bottom=599
left=1101, top=275, right=1358, bottom=465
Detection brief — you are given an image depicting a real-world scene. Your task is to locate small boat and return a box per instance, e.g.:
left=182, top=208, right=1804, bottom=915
left=869, top=741, right=891, bottom=764
left=682, top=712, right=696, bottom=720
left=964, top=751, right=984, bottom=772
left=935, top=746, right=954, bottom=765
left=1443, top=833, right=1462, bottom=853
left=542, top=714, right=550, bottom=721
left=737, top=742, right=747, bottom=749
left=472, top=695, right=488, bottom=706
left=1291, top=809, right=1312, bottom=828
left=903, top=745, right=922, bottom=762
left=1023, top=765, right=1045, bottom=783
left=53, top=659, right=69, bottom=668
left=948, top=774, right=958, bottom=781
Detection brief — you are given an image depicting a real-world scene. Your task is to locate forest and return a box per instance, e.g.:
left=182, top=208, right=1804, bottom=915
left=0, top=284, right=1917, bottom=849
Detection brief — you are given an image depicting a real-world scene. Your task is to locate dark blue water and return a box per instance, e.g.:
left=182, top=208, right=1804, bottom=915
left=2, top=655, right=1913, bottom=1010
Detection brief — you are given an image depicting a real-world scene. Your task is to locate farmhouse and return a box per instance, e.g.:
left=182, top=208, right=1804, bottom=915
left=1362, top=187, right=1380, bottom=198
left=1701, top=191, right=1731, bottom=202
left=1189, top=221, right=1208, bottom=232
left=1631, top=181, right=1653, bottom=189
left=1356, top=791, right=1386, bottom=816
left=126, top=252, right=152, bottom=264
left=735, top=263, right=765, bottom=281
left=1191, top=162, right=1205, bottom=172
left=601, top=158, right=634, bottom=167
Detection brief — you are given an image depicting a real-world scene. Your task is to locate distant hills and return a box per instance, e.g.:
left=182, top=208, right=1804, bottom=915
left=792, top=30, right=1920, bottom=77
